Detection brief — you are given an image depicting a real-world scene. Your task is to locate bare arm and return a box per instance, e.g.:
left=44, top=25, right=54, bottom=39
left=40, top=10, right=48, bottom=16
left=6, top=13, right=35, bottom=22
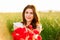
left=36, top=24, right=42, bottom=34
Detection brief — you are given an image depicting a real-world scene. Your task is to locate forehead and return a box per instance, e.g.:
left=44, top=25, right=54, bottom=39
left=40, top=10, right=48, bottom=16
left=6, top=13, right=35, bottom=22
left=25, top=8, right=33, bottom=12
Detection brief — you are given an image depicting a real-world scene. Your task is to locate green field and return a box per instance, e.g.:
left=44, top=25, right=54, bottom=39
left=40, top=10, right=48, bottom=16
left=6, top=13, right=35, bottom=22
left=0, top=11, right=60, bottom=40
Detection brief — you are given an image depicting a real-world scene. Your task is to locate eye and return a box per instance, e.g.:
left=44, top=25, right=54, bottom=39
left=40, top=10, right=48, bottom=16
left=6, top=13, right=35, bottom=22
left=30, top=12, right=33, bottom=14
left=25, top=11, right=28, bottom=14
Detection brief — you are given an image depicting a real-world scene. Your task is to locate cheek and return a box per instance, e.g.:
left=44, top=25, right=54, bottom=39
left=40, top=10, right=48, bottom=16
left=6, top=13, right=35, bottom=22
left=31, top=15, right=34, bottom=19
left=25, top=14, right=28, bottom=20
left=25, top=14, right=27, bottom=18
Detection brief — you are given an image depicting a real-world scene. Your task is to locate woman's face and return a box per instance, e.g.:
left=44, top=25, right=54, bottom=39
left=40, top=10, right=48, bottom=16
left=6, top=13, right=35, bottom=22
left=25, top=8, right=34, bottom=22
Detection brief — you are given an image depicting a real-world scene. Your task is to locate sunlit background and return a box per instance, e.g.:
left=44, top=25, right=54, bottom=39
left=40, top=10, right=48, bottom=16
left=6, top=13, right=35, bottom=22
left=0, top=0, right=60, bottom=12
left=0, top=0, right=60, bottom=40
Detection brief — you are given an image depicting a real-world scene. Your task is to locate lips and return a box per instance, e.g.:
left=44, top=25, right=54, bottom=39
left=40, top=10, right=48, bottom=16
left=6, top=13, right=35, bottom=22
left=26, top=17, right=31, bottom=19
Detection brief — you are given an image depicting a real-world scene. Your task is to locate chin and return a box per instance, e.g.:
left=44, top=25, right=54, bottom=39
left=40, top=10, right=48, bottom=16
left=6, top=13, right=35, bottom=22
left=27, top=20, right=31, bottom=22
left=26, top=20, right=32, bottom=22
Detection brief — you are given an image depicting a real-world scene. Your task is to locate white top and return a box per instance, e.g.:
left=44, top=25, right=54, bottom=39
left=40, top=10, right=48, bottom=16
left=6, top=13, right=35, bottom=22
left=13, top=22, right=42, bottom=33
left=13, top=22, right=24, bottom=30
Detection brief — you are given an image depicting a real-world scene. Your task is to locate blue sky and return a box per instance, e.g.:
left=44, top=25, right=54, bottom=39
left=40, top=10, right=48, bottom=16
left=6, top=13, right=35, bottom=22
left=0, top=0, right=60, bottom=12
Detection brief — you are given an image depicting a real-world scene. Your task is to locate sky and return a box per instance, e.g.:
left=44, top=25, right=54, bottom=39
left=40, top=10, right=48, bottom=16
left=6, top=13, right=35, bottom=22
left=0, top=0, right=60, bottom=12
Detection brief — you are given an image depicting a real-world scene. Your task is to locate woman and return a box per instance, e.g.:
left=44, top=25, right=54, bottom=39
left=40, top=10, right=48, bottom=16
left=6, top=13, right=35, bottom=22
left=13, top=5, right=42, bottom=40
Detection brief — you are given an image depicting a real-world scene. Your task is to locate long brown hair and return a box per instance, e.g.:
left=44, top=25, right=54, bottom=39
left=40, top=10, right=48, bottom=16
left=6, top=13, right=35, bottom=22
left=22, top=5, right=39, bottom=29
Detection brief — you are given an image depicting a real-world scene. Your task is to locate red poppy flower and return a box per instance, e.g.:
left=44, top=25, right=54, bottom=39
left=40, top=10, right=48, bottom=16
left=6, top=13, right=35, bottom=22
left=37, top=35, right=42, bottom=40
left=28, top=25, right=32, bottom=29
left=33, top=29, right=39, bottom=34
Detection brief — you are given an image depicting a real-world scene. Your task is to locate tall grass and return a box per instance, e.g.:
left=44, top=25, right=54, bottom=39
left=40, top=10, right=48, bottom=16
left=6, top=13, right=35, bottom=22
left=40, top=17, right=60, bottom=40
left=39, top=12, right=60, bottom=40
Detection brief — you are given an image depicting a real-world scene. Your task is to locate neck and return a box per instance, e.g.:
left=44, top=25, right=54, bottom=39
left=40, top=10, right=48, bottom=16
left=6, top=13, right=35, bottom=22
left=26, top=21, right=31, bottom=26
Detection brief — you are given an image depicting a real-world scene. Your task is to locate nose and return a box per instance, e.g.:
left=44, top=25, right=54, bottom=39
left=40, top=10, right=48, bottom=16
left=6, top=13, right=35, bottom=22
left=27, top=12, right=31, bottom=16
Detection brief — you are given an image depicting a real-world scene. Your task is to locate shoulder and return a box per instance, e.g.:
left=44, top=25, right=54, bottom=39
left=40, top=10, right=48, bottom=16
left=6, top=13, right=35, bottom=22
left=36, top=23, right=42, bottom=28
left=13, top=22, right=24, bottom=30
left=36, top=23, right=42, bottom=33
left=13, top=22, right=24, bottom=27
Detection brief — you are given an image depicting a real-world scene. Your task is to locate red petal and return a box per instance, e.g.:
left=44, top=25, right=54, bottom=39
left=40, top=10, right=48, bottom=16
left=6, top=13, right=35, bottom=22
left=37, top=35, right=42, bottom=40
left=33, top=29, right=39, bottom=34
left=28, top=25, right=32, bottom=29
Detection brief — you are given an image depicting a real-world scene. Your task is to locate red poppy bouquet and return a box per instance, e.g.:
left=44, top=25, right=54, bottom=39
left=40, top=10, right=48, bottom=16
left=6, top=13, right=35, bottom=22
left=12, top=25, right=42, bottom=40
